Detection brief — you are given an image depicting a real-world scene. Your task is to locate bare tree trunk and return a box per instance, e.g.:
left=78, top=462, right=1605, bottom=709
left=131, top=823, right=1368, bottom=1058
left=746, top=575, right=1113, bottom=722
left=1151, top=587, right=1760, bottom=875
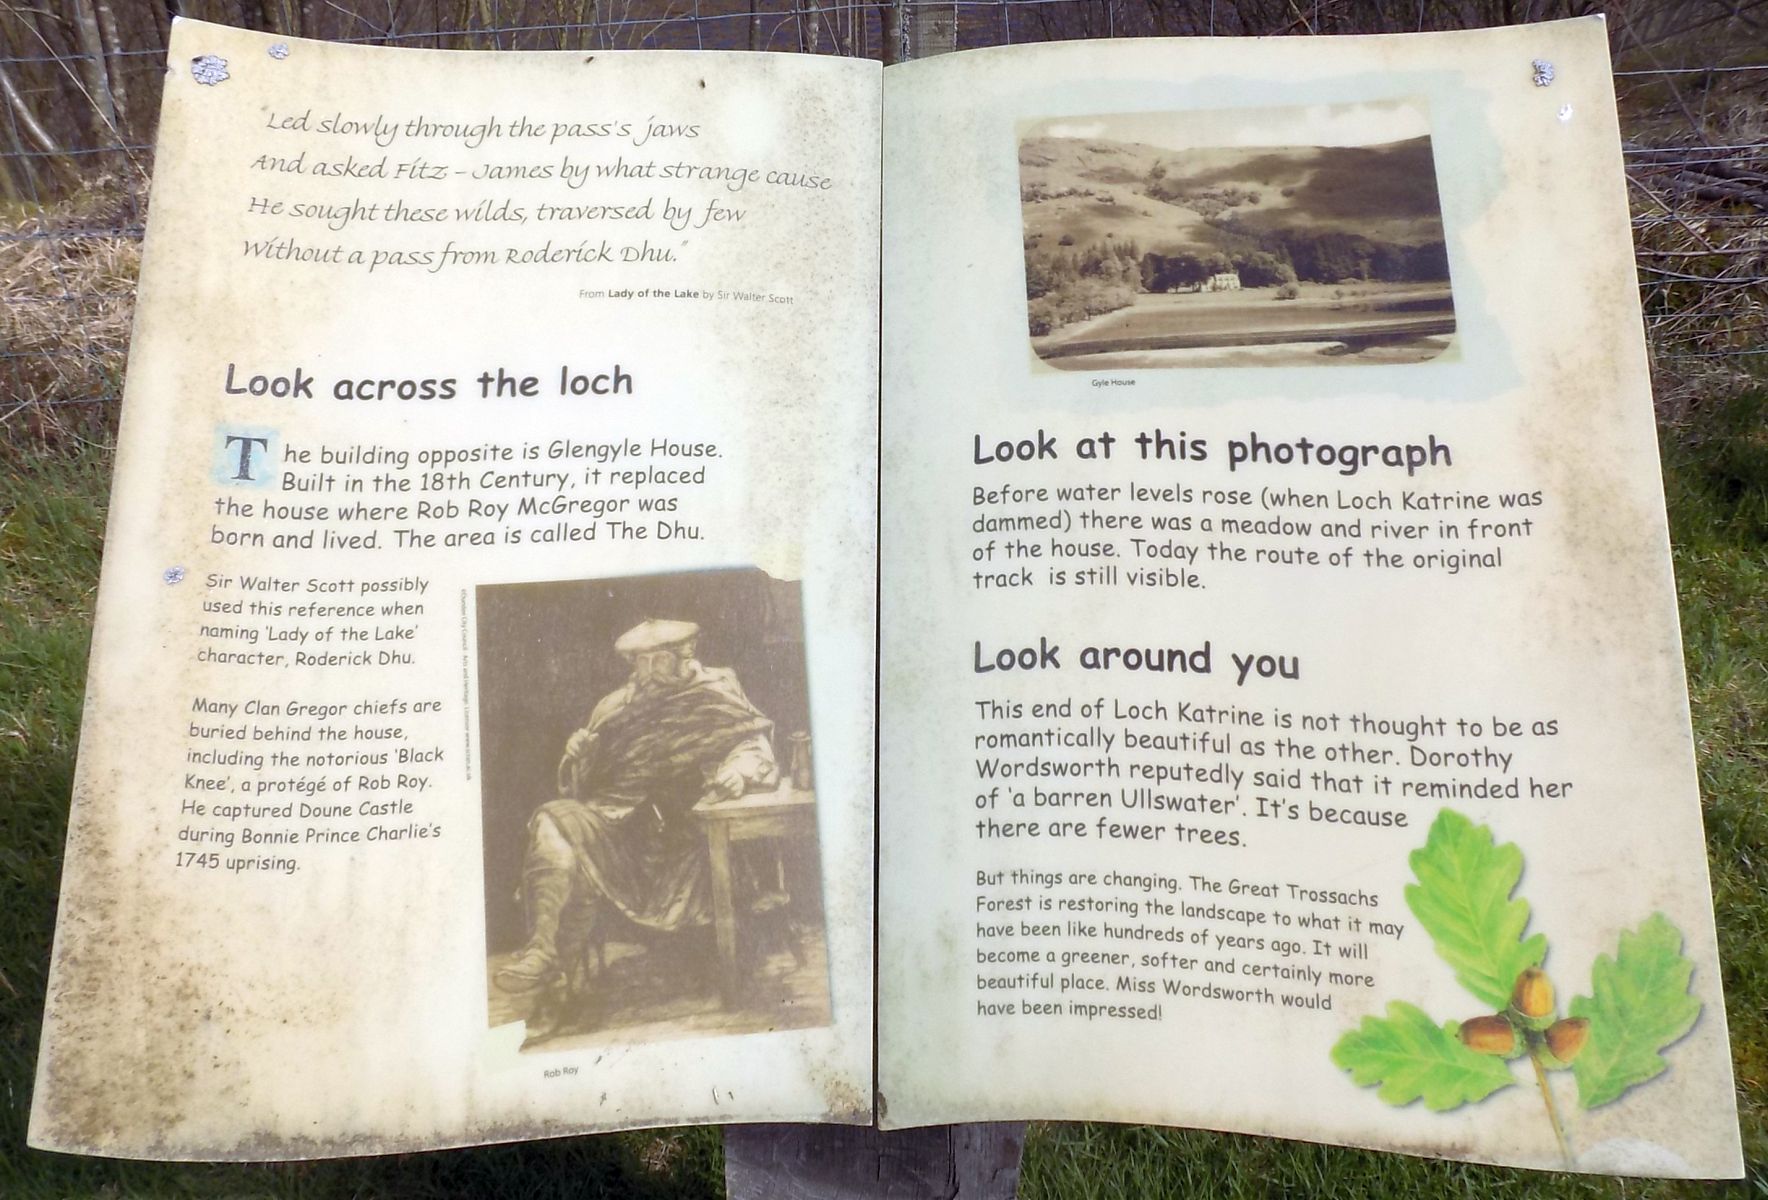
left=0, top=61, right=64, bottom=159
left=447, top=0, right=473, bottom=49
left=474, top=0, right=499, bottom=48
left=0, top=56, right=60, bottom=198
left=0, top=155, right=23, bottom=204
left=148, top=1, right=173, bottom=49
left=94, top=0, right=129, bottom=133
left=259, top=0, right=296, bottom=35
left=69, top=0, right=119, bottom=141
left=884, top=0, right=905, bottom=62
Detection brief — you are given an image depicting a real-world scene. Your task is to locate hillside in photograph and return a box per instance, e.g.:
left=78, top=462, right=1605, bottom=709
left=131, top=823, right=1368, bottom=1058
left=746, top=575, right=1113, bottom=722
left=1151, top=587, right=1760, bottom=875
left=1019, top=134, right=1447, bottom=255
left=1018, top=118, right=1457, bottom=369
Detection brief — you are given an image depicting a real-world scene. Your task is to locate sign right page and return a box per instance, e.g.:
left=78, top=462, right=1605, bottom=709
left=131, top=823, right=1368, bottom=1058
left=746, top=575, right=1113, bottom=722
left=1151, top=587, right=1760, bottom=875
left=878, top=17, right=1742, bottom=1177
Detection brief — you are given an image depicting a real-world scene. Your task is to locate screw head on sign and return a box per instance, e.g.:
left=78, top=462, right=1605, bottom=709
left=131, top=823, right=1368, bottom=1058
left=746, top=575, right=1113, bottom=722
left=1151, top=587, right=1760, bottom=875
left=1531, top=59, right=1555, bottom=87
left=269, top=43, right=290, bottom=60
left=163, top=566, right=187, bottom=585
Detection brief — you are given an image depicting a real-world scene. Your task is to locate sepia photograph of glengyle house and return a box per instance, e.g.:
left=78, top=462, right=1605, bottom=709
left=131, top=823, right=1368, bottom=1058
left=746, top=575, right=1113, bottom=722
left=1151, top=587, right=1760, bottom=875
left=1020, top=98, right=1459, bottom=369
left=475, top=568, right=829, bottom=1051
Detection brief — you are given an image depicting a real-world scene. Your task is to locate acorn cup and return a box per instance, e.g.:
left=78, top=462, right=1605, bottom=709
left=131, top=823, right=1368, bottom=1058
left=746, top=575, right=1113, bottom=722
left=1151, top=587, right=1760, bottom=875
left=1458, top=1015, right=1519, bottom=1057
left=1539, top=1017, right=1591, bottom=1069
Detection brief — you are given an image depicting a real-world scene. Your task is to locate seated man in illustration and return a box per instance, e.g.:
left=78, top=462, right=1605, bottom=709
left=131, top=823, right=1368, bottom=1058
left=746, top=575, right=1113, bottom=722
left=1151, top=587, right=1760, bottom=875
left=495, top=618, right=778, bottom=994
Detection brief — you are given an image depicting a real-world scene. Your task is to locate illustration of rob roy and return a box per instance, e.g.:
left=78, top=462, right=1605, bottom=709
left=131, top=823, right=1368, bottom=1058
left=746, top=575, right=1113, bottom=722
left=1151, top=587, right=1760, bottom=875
left=495, top=618, right=781, bottom=997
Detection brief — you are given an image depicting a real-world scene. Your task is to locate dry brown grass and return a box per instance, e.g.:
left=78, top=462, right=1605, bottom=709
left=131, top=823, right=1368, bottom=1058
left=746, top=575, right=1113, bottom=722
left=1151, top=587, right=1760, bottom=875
left=0, top=175, right=143, bottom=452
left=1618, top=42, right=1768, bottom=424
left=636, top=1131, right=689, bottom=1175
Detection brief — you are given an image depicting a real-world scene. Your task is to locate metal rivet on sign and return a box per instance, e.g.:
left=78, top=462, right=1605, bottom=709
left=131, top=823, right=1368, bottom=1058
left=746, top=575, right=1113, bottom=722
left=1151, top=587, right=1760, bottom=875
left=191, top=54, right=229, bottom=85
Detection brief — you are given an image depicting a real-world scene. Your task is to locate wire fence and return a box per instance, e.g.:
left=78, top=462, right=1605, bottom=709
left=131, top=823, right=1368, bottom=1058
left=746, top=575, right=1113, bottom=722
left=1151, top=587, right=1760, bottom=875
left=2, top=1, right=1764, bottom=435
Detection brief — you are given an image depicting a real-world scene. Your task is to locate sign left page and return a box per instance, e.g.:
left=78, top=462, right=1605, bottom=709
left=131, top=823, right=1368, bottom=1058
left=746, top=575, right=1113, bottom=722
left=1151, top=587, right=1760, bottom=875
left=30, top=19, right=880, bottom=1159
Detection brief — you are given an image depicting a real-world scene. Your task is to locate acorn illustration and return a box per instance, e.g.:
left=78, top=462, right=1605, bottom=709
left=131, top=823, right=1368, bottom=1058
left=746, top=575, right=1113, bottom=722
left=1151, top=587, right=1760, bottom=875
left=1541, top=1017, right=1590, bottom=1068
left=1506, top=968, right=1562, bottom=1032
left=1512, top=967, right=1553, bottom=1015
left=1458, top=1015, right=1517, bottom=1056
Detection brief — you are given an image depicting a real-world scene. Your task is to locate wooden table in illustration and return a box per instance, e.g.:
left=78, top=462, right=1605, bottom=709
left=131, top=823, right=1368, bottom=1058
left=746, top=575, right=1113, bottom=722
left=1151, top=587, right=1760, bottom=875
left=691, top=784, right=817, bottom=1006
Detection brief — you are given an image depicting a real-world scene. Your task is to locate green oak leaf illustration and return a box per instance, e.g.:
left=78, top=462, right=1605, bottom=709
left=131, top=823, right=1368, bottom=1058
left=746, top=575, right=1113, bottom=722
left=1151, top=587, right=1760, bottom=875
left=1406, top=808, right=1547, bottom=1010
left=1569, top=912, right=1701, bottom=1109
left=1332, top=1000, right=1518, bottom=1110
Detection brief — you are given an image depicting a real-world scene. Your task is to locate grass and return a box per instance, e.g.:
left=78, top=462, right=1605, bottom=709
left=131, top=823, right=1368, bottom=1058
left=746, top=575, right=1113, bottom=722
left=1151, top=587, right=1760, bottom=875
left=1, top=379, right=1764, bottom=1196
left=0, top=176, right=143, bottom=442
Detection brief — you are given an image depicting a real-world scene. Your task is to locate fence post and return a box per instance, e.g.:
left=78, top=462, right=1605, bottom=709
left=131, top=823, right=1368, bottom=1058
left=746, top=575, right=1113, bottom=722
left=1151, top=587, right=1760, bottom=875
left=907, top=0, right=957, bottom=57
left=722, top=0, right=1011, bottom=1185
left=724, top=1121, right=1026, bottom=1199
left=885, top=0, right=907, bottom=63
